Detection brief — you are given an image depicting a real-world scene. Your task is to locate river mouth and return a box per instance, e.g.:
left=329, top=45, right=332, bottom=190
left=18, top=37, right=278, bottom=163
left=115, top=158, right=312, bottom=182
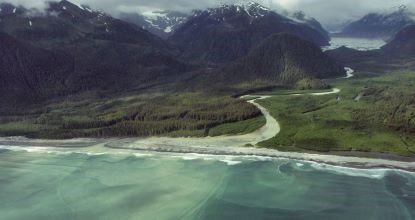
left=1, top=73, right=415, bottom=172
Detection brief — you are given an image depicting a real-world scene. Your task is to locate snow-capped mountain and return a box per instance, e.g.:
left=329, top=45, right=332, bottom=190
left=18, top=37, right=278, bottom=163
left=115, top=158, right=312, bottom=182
left=338, top=6, right=415, bottom=40
left=191, top=2, right=279, bottom=22
left=0, top=0, right=188, bottom=104
left=119, top=10, right=189, bottom=38
left=169, top=2, right=330, bottom=64
left=0, top=0, right=163, bottom=47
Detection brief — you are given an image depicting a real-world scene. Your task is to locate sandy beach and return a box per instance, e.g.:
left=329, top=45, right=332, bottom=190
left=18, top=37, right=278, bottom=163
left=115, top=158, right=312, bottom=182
left=1, top=70, right=415, bottom=172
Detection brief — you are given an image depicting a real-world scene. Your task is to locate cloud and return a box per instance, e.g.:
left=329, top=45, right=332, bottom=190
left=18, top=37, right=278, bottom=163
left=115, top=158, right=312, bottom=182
left=273, top=0, right=415, bottom=28
left=0, top=0, right=47, bottom=9
left=2, top=0, right=414, bottom=28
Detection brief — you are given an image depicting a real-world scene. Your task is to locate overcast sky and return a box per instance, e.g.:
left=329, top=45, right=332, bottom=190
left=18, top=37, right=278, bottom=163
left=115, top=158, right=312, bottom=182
left=2, top=0, right=415, bottom=28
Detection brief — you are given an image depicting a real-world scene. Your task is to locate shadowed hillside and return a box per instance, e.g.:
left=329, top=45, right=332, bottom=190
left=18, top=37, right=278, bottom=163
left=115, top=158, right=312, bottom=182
left=169, top=3, right=330, bottom=64
left=192, top=34, right=345, bottom=93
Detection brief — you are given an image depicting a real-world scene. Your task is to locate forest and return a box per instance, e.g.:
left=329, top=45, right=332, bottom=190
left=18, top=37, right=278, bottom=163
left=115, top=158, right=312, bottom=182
left=0, top=93, right=262, bottom=138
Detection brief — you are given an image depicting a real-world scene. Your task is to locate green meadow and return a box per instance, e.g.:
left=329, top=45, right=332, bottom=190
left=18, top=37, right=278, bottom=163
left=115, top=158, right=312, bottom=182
left=256, top=71, right=415, bottom=156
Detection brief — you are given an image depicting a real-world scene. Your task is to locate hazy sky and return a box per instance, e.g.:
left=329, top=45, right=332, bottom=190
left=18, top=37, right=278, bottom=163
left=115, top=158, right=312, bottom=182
left=2, top=0, right=414, bottom=28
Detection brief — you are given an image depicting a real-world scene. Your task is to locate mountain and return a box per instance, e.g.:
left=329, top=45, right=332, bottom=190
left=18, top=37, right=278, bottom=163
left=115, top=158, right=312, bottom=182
left=0, top=32, right=73, bottom=105
left=337, top=6, right=415, bottom=39
left=119, top=10, right=189, bottom=38
left=326, top=25, right=415, bottom=72
left=0, top=1, right=349, bottom=139
left=194, top=33, right=345, bottom=91
left=0, top=31, right=191, bottom=106
left=0, top=0, right=346, bottom=107
left=0, top=0, right=171, bottom=49
left=0, top=1, right=192, bottom=105
left=168, top=3, right=330, bottom=64
left=382, top=24, right=415, bottom=55
left=288, top=10, right=330, bottom=41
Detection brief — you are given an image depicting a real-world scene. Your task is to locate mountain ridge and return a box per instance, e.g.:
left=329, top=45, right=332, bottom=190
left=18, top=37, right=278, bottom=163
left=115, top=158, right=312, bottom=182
left=190, top=33, right=345, bottom=93
left=336, top=6, right=415, bottom=40
left=0, top=0, right=344, bottom=107
left=168, top=3, right=330, bottom=64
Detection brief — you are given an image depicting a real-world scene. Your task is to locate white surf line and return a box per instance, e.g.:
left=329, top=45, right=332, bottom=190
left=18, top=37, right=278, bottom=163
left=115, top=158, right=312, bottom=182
left=3, top=92, right=415, bottom=172
left=4, top=77, right=414, bottom=171
left=3, top=141, right=415, bottom=172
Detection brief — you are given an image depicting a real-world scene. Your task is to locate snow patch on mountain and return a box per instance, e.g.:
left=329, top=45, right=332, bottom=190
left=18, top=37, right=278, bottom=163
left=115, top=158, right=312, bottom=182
left=202, top=2, right=271, bottom=19
left=164, top=26, right=172, bottom=33
left=72, top=2, right=83, bottom=10
left=119, top=10, right=189, bottom=38
left=339, top=5, right=415, bottom=39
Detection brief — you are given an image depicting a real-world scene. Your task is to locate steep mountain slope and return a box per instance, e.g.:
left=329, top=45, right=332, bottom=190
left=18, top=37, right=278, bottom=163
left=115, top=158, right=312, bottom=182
left=338, top=6, right=414, bottom=39
left=119, top=10, right=188, bottom=38
left=382, top=24, right=415, bottom=55
left=325, top=46, right=387, bottom=72
left=0, top=0, right=345, bottom=105
left=0, top=32, right=73, bottom=105
left=169, top=3, right=330, bottom=64
left=0, top=0, right=170, bottom=50
left=0, top=1, right=192, bottom=105
left=0, top=31, right=191, bottom=106
left=0, top=1, right=351, bottom=138
left=194, top=34, right=345, bottom=91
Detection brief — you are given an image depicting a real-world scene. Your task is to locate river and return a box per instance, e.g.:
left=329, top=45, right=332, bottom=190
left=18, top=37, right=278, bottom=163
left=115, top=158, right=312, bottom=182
left=2, top=68, right=415, bottom=219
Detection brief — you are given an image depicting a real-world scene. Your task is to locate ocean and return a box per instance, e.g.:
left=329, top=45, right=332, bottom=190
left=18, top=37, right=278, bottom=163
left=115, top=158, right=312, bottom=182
left=0, top=148, right=414, bottom=220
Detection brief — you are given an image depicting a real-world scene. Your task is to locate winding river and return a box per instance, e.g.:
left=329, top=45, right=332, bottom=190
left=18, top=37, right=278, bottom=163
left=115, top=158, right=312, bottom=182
left=1, top=67, right=415, bottom=219
left=2, top=67, right=414, bottom=171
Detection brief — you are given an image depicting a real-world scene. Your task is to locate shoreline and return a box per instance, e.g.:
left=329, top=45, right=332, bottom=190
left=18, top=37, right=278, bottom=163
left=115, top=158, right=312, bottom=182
left=1, top=137, right=414, bottom=173
left=103, top=142, right=415, bottom=173
left=2, top=68, right=415, bottom=173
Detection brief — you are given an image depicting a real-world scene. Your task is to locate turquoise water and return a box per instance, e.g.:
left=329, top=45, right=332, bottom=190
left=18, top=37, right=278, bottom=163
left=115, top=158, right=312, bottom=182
left=0, top=149, right=414, bottom=220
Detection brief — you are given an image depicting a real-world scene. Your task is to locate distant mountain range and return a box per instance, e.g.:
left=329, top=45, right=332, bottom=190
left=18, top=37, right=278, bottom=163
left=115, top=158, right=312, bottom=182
left=326, top=23, right=415, bottom=72
left=168, top=3, right=330, bottom=64
left=118, top=4, right=329, bottom=43
left=336, top=6, right=415, bottom=40
left=332, top=24, right=415, bottom=56
left=0, top=0, right=344, bottom=107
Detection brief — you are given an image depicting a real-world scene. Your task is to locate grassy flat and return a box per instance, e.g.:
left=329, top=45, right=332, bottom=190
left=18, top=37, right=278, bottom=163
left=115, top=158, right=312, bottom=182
left=256, top=71, right=415, bottom=156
